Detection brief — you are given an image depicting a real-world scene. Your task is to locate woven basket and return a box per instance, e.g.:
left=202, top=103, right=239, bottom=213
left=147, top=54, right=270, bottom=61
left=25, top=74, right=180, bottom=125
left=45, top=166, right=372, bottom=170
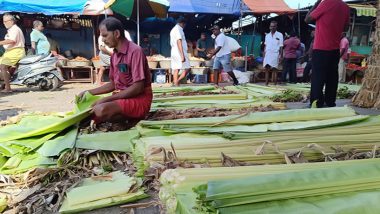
left=67, top=60, right=91, bottom=67
left=148, top=61, right=158, bottom=69
left=159, top=60, right=171, bottom=69
left=92, top=60, right=102, bottom=68
left=190, top=60, right=202, bottom=67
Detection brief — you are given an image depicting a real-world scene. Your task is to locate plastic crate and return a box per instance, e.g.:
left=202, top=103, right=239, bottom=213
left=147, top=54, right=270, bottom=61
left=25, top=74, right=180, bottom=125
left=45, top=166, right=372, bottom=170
left=194, top=74, right=208, bottom=84
left=152, top=69, right=166, bottom=84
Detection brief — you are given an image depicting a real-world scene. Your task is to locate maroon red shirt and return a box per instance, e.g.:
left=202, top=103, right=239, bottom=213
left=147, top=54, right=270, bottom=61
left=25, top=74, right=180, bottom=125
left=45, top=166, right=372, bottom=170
left=283, top=37, right=301, bottom=59
left=110, top=39, right=151, bottom=90
left=311, top=0, right=350, bottom=51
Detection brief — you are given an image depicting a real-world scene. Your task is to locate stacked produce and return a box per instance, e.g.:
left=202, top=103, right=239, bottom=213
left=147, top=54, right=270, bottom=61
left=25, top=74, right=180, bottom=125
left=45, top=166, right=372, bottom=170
left=134, top=107, right=380, bottom=174
left=160, top=159, right=380, bottom=214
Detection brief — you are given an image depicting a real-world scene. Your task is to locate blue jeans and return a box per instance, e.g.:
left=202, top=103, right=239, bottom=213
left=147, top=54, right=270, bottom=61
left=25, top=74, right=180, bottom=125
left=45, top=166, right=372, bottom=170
left=213, top=54, right=232, bottom=72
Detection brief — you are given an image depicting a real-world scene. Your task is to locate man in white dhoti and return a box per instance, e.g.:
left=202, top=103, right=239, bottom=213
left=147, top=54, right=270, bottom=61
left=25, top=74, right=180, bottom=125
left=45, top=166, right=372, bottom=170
left=263, top=21, right=283, bottom=85
left=170, top=17, right=190, bottom=86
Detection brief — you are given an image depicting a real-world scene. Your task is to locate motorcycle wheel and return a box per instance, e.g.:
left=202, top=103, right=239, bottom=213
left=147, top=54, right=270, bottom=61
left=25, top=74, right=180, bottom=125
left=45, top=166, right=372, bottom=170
left=39, top=77, right=60, bottom=91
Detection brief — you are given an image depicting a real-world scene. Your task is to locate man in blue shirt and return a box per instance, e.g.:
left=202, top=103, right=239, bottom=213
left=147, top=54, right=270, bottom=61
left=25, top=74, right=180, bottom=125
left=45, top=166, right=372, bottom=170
left=30, top=20, right=50, bottom=55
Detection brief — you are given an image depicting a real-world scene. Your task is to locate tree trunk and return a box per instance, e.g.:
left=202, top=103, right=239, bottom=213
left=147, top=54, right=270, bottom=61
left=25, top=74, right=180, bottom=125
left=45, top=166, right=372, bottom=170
left=352, top=2, right=380, bottom=108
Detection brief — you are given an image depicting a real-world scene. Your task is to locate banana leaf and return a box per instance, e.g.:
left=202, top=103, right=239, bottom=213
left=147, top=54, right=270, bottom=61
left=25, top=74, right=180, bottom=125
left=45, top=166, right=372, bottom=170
left=59, top=191, right=148, bottom=214
left=0, top=110, right=90, bottom=143
left=75, top=129, right=140, bottom=152
left=219, top=190, right=380, bottom=214
left=37, top=127, right=78, bottom=157
left=59, top=171, right=149, bottom=213
left=0, top=196, right=6, bottom=213
left=5, top=132, right=58, bottom=152
left=0, top=154, right=7, bottom=168
left=170, top=115, right=368, bottom=134
left=74, top=91, right=103, bottom=113
left=0, top=153, right=56, bottom=174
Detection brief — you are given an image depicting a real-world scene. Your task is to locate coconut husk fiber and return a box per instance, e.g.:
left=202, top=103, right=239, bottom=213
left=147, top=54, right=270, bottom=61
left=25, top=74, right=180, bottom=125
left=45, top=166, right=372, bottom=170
left=353, top=5, right=380, bottom=109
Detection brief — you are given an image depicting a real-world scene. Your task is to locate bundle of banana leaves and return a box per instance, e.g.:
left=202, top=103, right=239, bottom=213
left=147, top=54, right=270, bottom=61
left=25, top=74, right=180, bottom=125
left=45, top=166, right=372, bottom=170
left=160, top=159, right=380, bottom=214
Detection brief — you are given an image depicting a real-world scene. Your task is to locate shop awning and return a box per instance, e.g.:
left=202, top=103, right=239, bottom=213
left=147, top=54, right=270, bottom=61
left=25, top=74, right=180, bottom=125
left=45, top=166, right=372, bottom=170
left=0, top=0, right=88, bottom=15
left=243, top=0, right=296, bottom=15
left=168, top=0, right=245, bottom=15
left=349, top=4, right=376, bottom=17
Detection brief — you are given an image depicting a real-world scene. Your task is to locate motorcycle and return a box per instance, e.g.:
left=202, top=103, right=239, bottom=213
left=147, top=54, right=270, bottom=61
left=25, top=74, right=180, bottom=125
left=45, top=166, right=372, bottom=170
left=8, top=53, right=64, bottom=91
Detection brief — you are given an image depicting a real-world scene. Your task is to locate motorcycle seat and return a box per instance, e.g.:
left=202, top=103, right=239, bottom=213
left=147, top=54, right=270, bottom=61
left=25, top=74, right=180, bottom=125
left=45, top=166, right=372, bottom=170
left=18, top=54, right=49, bottom=65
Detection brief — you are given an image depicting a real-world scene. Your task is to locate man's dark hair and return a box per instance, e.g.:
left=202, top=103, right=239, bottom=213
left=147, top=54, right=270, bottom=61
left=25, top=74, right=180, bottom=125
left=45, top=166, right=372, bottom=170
left=212, top=25, right=220, bottom=30
left=99, top=17, right=125, bottom=37
left=289, top=31, right=297, bottom=37
left=177, top=16, right=186, bottom=24
left=143, top=34, right=149, bottom=39
left=201, top=32, right=207, bottom=36
left=270, top=21, right=278, bottom=25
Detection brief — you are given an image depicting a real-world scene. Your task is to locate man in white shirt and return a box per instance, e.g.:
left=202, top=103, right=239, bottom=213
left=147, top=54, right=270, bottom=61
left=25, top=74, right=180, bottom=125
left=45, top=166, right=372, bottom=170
left=263, top=21, right=283, bottom=85
left=170, top=17, right=190, bottom=86
left=0, top=13, right=25, bottom=92
left=207, top=25, right=238, bottom=85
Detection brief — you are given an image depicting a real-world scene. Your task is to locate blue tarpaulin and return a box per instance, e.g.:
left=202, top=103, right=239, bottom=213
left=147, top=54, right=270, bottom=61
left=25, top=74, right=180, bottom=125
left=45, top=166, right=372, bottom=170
left=0, top=0, right=88, bottom=15
left=169, top=0, right=246, bottom=15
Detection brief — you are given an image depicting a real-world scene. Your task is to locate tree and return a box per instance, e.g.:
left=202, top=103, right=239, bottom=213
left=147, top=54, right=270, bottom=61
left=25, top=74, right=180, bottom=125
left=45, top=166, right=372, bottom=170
left=352, top=2, right=380, bottom=108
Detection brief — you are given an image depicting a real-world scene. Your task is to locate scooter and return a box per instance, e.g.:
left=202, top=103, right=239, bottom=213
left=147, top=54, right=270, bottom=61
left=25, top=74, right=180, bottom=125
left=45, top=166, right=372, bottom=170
left=9, top=53, right=64, bottom=91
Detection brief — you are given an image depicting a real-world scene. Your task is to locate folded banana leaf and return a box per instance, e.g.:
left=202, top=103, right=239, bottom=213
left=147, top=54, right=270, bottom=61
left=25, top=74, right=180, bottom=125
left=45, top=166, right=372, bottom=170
left=0, top=196, right=6, bottom=213
left=0, top=110, right=90, bottom=143
left=37, top=127, right=78, bottom=157
left=0, top=153, right=56, bottom=174
left=0, top=154, right=7, bottom=168
left=74, top=91, right=103, bottom=113
left=59, top=171, right=148, bottom=213
left=75, top=129, right=140, bottom=152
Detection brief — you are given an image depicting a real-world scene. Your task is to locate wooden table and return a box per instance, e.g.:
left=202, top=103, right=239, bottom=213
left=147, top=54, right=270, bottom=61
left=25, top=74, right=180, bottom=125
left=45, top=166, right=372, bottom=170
left=61, top=66, right=94, bottom=83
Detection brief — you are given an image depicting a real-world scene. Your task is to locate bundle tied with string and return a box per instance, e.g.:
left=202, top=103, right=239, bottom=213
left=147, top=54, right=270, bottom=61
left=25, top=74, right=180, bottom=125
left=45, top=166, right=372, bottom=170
left=353, top=5, right=380, bottom=109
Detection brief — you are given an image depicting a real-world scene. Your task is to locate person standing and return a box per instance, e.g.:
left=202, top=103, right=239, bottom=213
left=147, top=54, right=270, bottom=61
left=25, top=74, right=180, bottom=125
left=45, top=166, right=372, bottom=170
left=170, top=17, right=190, bottom=86
left=207, top=25, right=239, bottom=85
left=196, top=32, right=212, bottom=59
left=303, top=30, right=315, bottom=82
left=46, top=33, right=60, bottom=54
left=305, top=0, right=350, bottom=108
left=141, top=34, right=152, bottom=56
left=339, top=32, right=350, bottom=82
left=282, top=32, right=300, bottom=83
left=263, top=21, right=284, bottom=85
left=78, top=17, right=152, bottom=124
left=0, top=13, right=25, bottom=93
left=30, top=20, right=50, bottom=55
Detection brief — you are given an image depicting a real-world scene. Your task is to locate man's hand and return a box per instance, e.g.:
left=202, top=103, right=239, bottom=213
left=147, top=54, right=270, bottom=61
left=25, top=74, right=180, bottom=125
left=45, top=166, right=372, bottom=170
left=181, top=55, right=186, bottom=62
left=91, top=97, right=109, bottom=107
left=77, top=90, right=89, bottom=103
left=100, top=46, right=108, bottom=53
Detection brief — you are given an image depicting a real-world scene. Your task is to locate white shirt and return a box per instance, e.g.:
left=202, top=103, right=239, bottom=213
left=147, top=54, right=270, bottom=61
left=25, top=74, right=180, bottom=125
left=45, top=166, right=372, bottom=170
left=214, top=33, right=230, bottom=57
left=98, top=30, right=132, bottom=53
left=4, top=24, right=25, bottom=50
left=170, top=24, right=187, bottom=54
left=264, top=31, right=283, bottom=53
left=170, top=24, right=190, bottom=70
